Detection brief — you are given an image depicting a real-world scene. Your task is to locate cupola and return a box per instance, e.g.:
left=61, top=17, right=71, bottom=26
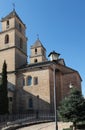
left=48, top=51, right=60, bottom=61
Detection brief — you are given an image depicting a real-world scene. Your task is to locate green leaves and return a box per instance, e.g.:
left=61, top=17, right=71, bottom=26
left=58, top=88, right=85, bottom=123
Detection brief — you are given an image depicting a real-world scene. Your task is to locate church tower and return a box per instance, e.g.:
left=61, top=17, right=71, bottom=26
left=0, top=10, right=27, bottom=113
left=0, top=9, right=27, bottom=73
left=30, top=38, right=47, bottom=63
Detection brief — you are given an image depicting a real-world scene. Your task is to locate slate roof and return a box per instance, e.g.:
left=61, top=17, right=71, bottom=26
left=31, top=39, right=46, bottom=51
left=1, top=10, right=26, bottom=27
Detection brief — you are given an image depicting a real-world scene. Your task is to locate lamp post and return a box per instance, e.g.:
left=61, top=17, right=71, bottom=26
left=53, top=67, right=58, bottom=130
left=48, top=51, right=60, bottom=130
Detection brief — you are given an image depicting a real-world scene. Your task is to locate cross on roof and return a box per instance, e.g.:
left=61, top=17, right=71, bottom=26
left=13, top=3, right=15, bottom=11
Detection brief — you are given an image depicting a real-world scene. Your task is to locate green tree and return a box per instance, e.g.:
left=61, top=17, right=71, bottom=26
left=0, top=61, right=9, bottom=114
left=58, top=88, right=85, bottom=130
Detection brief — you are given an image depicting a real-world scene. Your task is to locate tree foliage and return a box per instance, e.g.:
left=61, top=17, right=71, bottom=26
left=58, top=88, right=85, bottom=129
left=0, top=61, right=9, bottom=114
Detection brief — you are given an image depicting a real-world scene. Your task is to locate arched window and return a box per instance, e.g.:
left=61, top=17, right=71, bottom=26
left=29, top=98, right=33, bottom=108
left=5, top=34, right=9, bottom=44
left=6, top=20, right=9, bottom=28
left=35, top=48, right=37, bottom=54
left=27, top=76, right=32, bottom=86
left=34, top=59, right=38, bottom=63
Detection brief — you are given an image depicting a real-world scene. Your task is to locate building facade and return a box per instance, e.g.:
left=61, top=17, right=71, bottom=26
left=0, top=10, right=82, bottom=114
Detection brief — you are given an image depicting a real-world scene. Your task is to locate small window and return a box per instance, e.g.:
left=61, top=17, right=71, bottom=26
left=9, top=97, right=12, bottom=102
left=34, top=59, right=38, bottom=63
left=29, top=98, right=33, bottom=108
left=27, top=76, right=32, bottom=86
left=34, top=77, right=38, bottom=85
left=6, top=20, right=9, bottom=28
left=19, top=23, right=22, bottom=32
left=23, top=78, right=25, bottom=86
left=35, top=48, right=37, bottom=54
left=20, top=38, right=23, bottom=49
left=37, top=95, right=39, bottom=99
left=5, top=34, right=9, bottom=44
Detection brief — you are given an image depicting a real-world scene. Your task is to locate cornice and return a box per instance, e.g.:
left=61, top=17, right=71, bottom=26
left=0, top=46, right=27, bottom=57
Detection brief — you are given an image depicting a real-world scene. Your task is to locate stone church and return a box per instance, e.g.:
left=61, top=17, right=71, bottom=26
left=0, top=10, right=82, bottom=114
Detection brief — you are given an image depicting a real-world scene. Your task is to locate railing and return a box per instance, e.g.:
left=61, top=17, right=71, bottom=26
left=0, top=113, right=55, bottom=129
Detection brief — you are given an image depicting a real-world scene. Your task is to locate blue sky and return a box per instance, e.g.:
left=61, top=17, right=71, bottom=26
left=0, top=0, right=85, bottom=96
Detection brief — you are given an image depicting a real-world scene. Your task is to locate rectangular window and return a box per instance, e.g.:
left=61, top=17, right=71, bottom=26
left=20, top=38, right=23, bottom=49
left=28, top=76, right=32, bottom=86
left=34, top=77, right=38, bottom=85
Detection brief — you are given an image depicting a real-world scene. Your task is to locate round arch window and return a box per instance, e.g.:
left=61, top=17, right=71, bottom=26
left=34, top=59, right=38, bottom=63
left=5, top=34, right=9, bottom=44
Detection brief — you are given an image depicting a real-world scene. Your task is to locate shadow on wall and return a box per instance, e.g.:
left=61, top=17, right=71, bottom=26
left=14, top=88, right=53, bottom=114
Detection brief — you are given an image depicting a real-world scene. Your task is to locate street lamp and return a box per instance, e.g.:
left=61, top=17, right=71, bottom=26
left=69, top=82, right=73, bottom=89
left=48, top=51, right=60, bottom=130
left=53, top=67, right=58, bottom=130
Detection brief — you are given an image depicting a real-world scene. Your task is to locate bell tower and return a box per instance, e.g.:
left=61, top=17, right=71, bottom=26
left=30, top=38, right=47, bottom=64
left=0, top=10, right=27, bottom=72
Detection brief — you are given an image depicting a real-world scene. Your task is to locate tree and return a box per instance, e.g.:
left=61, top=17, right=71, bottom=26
left=58, top=88, right=85, bottom=130
left=0, top=61, right=9, bottom=114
